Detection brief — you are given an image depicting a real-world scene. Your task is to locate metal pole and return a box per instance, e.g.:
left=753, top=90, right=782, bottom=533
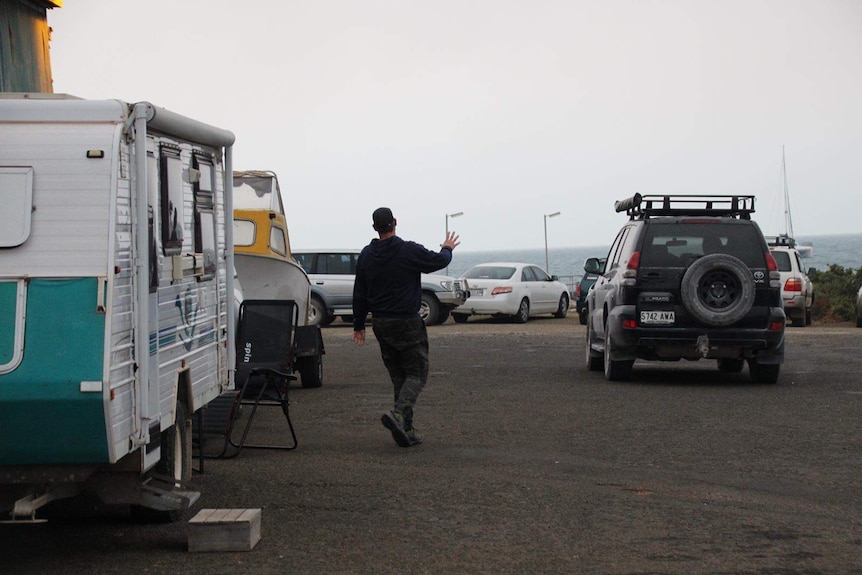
left=544, top=215, right=549, bottom=273
left=544, top=212, right=560, bottom=273
left=445, top=211, right=463, bottom=275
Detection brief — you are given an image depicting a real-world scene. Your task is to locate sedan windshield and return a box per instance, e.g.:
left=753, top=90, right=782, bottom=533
left=462, top=266, right=516, bottom=280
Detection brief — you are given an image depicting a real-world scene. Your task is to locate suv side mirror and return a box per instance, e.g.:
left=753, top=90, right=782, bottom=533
left=807, top=268, right=816, bottom=277
left=584, top=257, right=604, bottom=275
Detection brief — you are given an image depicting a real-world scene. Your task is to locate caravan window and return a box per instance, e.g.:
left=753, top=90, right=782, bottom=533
left=0, top=167, right=34, bottom=247
left=193, top=154, right=216, bottom=279
left=160, top=145, right=184, bottom=254
left=147, top=153, right=159, bottom=292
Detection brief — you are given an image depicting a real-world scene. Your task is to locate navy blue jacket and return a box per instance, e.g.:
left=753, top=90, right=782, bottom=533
left=352, top=236, right=452, bottom=330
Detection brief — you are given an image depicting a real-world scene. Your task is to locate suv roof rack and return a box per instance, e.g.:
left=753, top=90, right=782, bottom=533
left=614, top=194, right=756, bottom=220
left=765, top=234, right=797, bottom=248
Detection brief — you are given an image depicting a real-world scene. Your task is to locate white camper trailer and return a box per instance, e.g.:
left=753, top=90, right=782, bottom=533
left=0, top=95, right=236, bottom=521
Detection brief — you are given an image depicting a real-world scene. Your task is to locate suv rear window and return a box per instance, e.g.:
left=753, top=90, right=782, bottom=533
left=640, top=222, right=765, bottom=268
left=770, top=251, right=792, bottom=272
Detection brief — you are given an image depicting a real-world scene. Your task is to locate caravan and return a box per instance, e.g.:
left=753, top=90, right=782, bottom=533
left=0, top=95, right=236, bottom=520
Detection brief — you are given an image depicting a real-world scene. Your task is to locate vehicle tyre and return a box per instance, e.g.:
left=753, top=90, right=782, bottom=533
left=419, top=293, right=440, bottom=326
left=857, top=313, right=862, bottom=328
left=296, top=355, right=323, bottom=388
left=790, top=310, right=806, bottom=327
left=133, top=401, right=191, bottom=523
left=805, top=308, right=812, bottom=326
left=308, top=297, right=334, bottom=327
left=603, top=330, right=633, bottom=381
left=717, top=358, right=745, bottom=373
left=341, top=315, right=354, bottom=323
left=578, top=308, right=588, bottom=326
left=452, top=313, right=469, bottom=324
left=514, top=298, right=530, bottom=323
left=748, top=359, right=780, bottom=384
left=680, top=254, right=755, bottom=327
left=585, top=320, right=602, bottom=371
left=436, top=308, right=451, bottom=324
left=553, top=293, right=569, bottom=318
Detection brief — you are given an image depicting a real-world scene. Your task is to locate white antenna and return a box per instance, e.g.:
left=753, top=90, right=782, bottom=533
left=782, top=145, right=794, bottom=240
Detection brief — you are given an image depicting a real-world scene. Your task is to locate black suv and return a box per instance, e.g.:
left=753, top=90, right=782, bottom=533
left=584, top=194, right=786, bottom=383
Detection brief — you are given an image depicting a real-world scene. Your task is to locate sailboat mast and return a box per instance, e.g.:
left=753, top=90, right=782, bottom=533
left=783, top=145, right=795, bottom=240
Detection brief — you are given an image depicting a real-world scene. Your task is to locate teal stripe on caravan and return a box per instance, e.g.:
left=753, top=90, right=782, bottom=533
left=0, top=278, right=108, bottom=465
left=0, top=281, right=16, bottom=366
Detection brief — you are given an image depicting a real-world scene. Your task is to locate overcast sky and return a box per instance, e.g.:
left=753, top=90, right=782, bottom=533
left=48, top=1, right=861, bottom=252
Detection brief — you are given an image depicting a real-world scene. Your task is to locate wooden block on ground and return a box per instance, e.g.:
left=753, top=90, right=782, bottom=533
left=188, top=508, right=262, bottom=552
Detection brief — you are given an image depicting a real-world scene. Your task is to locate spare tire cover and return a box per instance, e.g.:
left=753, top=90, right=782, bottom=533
left=680, top=253, right=756, bottom=327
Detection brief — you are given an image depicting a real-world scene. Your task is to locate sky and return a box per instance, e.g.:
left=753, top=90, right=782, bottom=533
left=47, top=0, right=862, bottom=252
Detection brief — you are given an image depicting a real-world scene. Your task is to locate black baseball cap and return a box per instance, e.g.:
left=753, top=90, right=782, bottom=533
left=372, top=207, right=395, bottom=231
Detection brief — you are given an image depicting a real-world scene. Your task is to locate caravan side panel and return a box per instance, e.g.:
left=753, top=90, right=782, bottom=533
left=0, top=122, right=115, bottom=465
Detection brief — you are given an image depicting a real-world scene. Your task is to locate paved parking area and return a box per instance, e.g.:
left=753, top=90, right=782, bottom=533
left=2, top=317, right=861, bottom=574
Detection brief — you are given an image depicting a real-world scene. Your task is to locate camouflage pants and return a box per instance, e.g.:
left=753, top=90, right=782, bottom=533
left=371, top=315, right=429, bottom=429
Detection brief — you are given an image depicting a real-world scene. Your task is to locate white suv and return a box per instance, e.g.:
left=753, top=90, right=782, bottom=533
left=292, top=250, right=468, bottom=326
left=768, top=245, right=814, bottom=326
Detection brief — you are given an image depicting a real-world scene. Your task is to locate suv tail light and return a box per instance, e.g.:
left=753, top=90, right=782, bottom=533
left=622, top=251, right=640, bottom=287
left=575, top=282, right=582, bottom=298
left=784, top=278, right=803, bottom=292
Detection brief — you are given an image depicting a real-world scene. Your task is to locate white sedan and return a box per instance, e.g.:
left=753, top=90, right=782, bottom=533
left=451, top=262, right=570, bottom=323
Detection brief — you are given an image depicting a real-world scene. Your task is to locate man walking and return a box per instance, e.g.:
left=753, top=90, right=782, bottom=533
left=352, top=207, right=460, bottom=447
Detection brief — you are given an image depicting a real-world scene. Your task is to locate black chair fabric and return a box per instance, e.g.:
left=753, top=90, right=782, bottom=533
left=217, top=299, right=299, bottom=457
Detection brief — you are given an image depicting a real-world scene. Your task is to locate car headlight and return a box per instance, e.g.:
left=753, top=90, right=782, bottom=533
left=439, top=280, right=453, bottom=291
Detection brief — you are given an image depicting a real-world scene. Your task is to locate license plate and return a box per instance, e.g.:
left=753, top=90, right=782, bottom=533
left=640, top=310, right=675, bottom=325
left=470, top=288, right=484, bottom=297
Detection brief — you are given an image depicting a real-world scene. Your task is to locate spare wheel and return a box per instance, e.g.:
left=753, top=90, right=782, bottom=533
left=680, top=253, right=755, bottom=327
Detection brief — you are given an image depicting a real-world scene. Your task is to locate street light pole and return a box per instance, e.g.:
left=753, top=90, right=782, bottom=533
left=445, top=211, right=464, bottom=275
left=544, top=211, right=561, bottom=273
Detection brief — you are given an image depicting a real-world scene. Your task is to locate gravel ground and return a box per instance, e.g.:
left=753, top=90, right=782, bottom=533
left=2, top=315, right=861, bottom=574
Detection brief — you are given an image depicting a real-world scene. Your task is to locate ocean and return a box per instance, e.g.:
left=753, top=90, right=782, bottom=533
left=447, top=233, right=862, bottom=288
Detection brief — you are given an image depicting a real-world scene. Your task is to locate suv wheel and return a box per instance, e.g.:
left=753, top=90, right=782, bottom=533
left=748, top=359, right=780, bottom=384
left=419, top=293, right=440, bottom=326
left=603, top=330, right=633, bottom=381
left=308, top=297, right=334, bottom=327
left=452, top=313, right=469, bottom=323
left=578, top=308, right=588, bottom=326
left=680, top=254, right=755, bottom=327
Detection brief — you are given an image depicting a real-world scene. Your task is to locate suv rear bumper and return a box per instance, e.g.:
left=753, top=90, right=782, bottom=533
left=607, top=305, right=786, bottom=363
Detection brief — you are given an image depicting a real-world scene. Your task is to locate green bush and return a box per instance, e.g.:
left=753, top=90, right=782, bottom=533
left=808, top=264, right=862, bottom=323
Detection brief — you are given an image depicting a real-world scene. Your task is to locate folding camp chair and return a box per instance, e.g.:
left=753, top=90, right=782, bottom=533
left=219, top=299, right=299, bottom=458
